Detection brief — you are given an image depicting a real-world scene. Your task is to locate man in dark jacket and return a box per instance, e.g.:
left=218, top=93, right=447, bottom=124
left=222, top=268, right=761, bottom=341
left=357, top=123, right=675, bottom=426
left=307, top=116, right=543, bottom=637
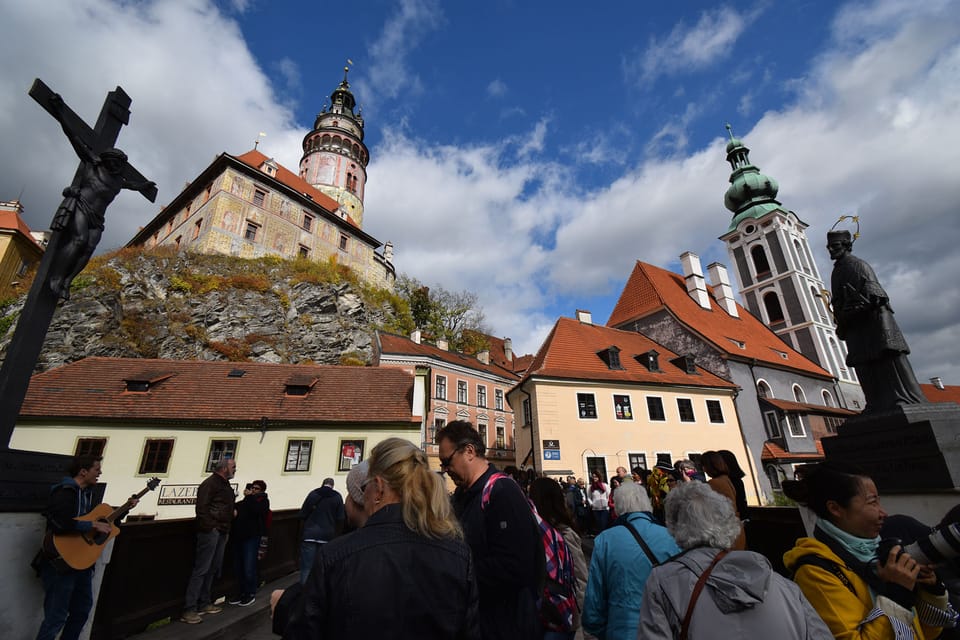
left=229, top=479, right=270, bottom=606
left=182, top=457, right=236, bottom=624
left=438, top=420, right=541, bottom=640
left=298, top=477, right=344, bottom=584
left=36, top=455, right=136, bottom=640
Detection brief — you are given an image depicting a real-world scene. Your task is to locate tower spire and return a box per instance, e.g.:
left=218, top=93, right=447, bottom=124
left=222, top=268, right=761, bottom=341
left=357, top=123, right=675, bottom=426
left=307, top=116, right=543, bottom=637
left=723, top=125, right=780, bottom=231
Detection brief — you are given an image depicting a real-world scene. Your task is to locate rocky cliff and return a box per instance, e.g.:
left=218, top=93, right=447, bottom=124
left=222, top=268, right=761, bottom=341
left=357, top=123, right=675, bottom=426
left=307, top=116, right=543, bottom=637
left=0, top=249, right=410, bottom=372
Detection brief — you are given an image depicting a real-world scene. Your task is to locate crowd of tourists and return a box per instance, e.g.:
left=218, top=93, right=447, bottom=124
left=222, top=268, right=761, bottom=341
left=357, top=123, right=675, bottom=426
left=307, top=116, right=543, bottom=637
left=33, top=420, right=960, bottom=640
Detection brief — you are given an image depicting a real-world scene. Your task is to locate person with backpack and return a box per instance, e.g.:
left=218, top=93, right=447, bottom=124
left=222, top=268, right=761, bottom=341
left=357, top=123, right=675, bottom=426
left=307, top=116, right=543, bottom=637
left=530, top=477, right=587, bottom=639
left=583, top=481, right=680, bottom=640
left=438, top=420, right=541, bottom=640
left=782, top=462, right=956, bottom=640
left=298, top=477, right=344, bottom=584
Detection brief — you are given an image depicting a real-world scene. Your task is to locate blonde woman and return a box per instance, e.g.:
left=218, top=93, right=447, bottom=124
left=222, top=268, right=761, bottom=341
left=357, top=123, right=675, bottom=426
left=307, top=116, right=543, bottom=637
left=275, top=438, right=479, bottom=639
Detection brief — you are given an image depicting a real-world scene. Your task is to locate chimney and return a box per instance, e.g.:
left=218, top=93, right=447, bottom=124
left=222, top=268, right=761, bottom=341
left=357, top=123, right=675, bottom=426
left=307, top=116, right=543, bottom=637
left=437, top=339, right=449, bottom=351
left=706, top=262, right=739, bottom=318
left=503, top=338, right=513, bottom=363
left=930, top=376, right=945, bottom=390
left=575, top=309, right=593, bottom=324
left=478, top=350, right=490, bottom=365
left=410, top=329, right=421, bottom=344
left=680, top=252, right=711, bottom=310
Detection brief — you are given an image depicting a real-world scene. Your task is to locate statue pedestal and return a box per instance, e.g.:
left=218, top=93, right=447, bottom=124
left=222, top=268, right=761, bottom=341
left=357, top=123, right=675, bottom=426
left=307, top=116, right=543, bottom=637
left=822, top=402, right=960, bottom=524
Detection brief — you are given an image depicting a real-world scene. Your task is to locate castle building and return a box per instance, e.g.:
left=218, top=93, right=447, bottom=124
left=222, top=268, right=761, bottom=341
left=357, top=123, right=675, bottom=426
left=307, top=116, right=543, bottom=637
left=127, top=68, right=394, bottom=290
left=718, top=127, right=864, bottom=410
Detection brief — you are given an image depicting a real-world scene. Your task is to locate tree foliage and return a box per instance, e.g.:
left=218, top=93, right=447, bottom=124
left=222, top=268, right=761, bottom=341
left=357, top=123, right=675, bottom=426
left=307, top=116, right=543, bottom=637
left=395, top=275, right=489, bottom=353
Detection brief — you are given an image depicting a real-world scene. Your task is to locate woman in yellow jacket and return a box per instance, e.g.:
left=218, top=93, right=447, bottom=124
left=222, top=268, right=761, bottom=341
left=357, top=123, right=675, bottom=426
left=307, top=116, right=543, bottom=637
left=782, top=463, right=956, bottom=640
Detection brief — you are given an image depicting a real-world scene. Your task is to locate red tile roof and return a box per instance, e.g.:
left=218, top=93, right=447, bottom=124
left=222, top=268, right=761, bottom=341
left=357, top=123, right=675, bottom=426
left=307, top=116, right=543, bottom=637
left=761, top=439, right=825, bottom=462
left=0, top=208, right=43, bottom=251
left=921, top=383, right=960, bottom=405
left=607, top=261, right=832, bottom=378
left=19, top=357, right=418, bottom=426
left=760, top=398, right=857, bottom=417
left=378, top=332, right=520, bottom=381
left=460, top=331, right=531, bottom=373
left=521, top=316, right=736, bottom=389
left=234, top=149, right=358, bottom=228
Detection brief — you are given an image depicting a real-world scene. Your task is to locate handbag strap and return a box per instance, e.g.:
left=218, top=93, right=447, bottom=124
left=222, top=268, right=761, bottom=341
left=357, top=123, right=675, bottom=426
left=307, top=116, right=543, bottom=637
left=679, top=549, right=729, bottom=640
left=618, top=520, right=660, bottom=567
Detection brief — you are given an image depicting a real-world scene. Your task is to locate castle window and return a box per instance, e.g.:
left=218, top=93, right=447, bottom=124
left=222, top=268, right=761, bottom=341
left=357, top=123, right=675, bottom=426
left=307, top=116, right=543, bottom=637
left=677, top=398, right=695, bottom=422
left=339, top=234, right=349, bottom=251
left=303, top=212, right=314, bottom=232
left=435, top=375, right=447, bottom=400
left=757, top=380, right=772, bottom=398
left=646, top=396, right=666, bottom=421
left=193, top=219, right=202, bottom=240
left=477, top=385, right=487, bottom=408
left=751, top=245, right=771, bottom=279
left=822, top=390, right=835, bottom=407
left=495, top=389, right=504, bottom=411
left=706, top=400, right=724, bottom=423
left=174, top=235, right=182, bottom=249
left=457, top=380, right=468, bottom=404
left=793, top=385, right=806, bottom=403
left=253, top=189, right=266, bottom=207
left=496, top=426, right=505, bottom=449
left=298, top=245, right=309, bottom=259
left=764, top=411, right=783, bottom=438
left=245, top=221, right=260, bottom=242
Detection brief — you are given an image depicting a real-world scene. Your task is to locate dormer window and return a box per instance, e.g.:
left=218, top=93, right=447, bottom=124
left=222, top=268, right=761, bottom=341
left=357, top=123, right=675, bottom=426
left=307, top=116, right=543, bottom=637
left=285, top=374, right=319, bottom=396
left=124, top=371, right=175, bottom=393
left=635, top=350, right=661, bottom=372
left=670, top=354, right=698, bottom=375
left=597, top=346, right=623, bottom=370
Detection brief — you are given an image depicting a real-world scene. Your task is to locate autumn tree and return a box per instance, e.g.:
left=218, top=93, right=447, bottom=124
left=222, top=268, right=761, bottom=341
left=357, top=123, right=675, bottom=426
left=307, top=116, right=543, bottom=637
left=396, top=275, right=490, bottom=353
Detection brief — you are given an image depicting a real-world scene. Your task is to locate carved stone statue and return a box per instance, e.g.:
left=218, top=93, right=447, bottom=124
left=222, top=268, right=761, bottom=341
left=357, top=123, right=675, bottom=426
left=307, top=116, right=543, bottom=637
left=828, top=230, right=925, bottom=413
left=46, top=93, right=155, bottom=299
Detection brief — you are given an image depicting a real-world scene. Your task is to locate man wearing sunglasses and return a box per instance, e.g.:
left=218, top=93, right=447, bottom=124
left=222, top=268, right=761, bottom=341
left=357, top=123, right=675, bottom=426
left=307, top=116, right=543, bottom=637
left=437, top=420, right=540, bottom=639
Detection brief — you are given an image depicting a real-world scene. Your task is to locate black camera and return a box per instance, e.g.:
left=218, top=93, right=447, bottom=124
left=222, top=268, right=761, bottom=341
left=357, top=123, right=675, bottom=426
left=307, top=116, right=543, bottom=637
left=879, top=523, right=960, bottom=566
left=245, top=483, right=254, bottom=491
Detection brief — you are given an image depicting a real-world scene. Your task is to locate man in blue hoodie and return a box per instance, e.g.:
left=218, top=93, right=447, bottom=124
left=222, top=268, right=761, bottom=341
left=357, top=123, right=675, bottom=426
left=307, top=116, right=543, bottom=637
left=36, top=455, right=135, bottom=640
left=298, top=478, right=344, bottom=584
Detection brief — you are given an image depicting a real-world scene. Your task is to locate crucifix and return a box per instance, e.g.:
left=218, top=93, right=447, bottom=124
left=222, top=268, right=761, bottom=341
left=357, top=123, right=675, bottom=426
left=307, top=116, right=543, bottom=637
left=0, top=79, right=156, bottom=457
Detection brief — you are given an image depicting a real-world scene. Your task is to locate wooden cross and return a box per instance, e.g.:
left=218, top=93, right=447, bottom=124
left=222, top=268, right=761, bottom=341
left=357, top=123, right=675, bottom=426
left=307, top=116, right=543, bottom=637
left=0, top=80, right=156, bottom=451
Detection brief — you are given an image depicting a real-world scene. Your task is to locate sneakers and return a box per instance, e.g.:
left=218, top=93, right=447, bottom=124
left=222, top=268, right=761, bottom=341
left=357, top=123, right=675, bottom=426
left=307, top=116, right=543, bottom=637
left=199, top=603, right=223, bottom=615
left=238, top=595, right=256, bottom=607
left=227, top=596, right=244, bottom=605
left=180, top=611, right=203, bottom=624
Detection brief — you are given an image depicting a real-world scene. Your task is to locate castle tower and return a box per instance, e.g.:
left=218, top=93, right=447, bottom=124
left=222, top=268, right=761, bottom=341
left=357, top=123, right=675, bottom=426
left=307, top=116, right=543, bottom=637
left=299, top=67, right=369, bottom=227
left=718, top=126, right=863, bottom=408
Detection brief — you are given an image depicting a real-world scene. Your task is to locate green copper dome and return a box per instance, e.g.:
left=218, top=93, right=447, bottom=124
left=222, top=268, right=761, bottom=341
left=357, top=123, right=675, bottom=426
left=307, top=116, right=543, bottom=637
left=723, top=125, right=781, bottom=231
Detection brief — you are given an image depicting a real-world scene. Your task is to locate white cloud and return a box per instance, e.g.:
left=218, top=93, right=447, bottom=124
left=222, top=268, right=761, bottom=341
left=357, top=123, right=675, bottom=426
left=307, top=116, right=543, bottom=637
left=487, top=78, right=508, bottom=98
left=275, top=57, right=302, bottom=94
left=625, top=6, right=760, bottom=85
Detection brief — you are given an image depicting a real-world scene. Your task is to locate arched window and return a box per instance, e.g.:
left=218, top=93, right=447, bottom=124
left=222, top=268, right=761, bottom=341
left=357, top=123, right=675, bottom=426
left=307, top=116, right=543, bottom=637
left=822, top=390, right=834, bottom=407
left=811, top=286, right=828, bottom=322
left=829, top=338, right=847, bottom=378
left=793, top=385, right=806, bottom=403
left=757, top=380, right=772, bottom=398
left=763, top=292, right=786, bottom=324
left=751, top=245, right=772, bottom=278
left=795, top=239, right=811, bottom=273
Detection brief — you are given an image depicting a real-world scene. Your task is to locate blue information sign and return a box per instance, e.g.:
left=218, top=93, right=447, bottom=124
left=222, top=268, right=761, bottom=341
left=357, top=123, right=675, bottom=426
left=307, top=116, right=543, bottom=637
left=543, top=449, right=561, bottom=460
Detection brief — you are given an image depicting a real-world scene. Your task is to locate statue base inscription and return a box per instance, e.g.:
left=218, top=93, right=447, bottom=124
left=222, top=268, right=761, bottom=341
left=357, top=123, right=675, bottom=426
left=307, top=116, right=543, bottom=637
left=822, top=402, right=960, bottom=492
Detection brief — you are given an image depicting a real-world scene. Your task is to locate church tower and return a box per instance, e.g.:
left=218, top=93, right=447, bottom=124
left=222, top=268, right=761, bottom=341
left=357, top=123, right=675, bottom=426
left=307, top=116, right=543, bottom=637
left=718, top=126, right=863, bottom=408
left=299, top=67, right=369, bottom=227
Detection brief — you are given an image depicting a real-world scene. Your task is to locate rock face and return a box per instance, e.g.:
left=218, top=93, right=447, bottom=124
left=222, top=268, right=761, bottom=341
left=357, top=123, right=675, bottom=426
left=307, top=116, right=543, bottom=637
left=0, top=251, right=394, bottom=372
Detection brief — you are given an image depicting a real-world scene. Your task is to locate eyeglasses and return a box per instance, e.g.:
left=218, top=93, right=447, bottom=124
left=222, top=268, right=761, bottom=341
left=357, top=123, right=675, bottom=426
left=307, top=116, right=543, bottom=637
left=360, top=477, right=373, bottom=492
left=439, top=445, right=466, bottom=469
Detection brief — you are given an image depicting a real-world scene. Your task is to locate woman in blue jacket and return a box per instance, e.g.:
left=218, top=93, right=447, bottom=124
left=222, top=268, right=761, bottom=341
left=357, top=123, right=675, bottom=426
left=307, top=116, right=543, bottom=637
left=583, top=481, right=680, bottom=640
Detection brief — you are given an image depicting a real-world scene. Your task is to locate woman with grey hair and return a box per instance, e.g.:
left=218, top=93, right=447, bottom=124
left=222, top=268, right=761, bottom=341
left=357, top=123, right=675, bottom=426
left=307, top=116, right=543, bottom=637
left=583, top=481, right=681, bottom=640
left=637, top=482, right=831, bottom=639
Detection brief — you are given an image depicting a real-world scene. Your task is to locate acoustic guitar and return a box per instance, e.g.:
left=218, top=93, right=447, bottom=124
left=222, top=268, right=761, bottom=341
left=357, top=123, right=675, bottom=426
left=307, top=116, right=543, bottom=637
left=50, top=477, right=160, bottom=570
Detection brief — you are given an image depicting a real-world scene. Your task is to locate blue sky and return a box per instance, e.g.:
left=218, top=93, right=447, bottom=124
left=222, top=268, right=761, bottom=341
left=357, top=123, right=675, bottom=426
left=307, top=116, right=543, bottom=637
left=2, top=0, right=959, bottom=384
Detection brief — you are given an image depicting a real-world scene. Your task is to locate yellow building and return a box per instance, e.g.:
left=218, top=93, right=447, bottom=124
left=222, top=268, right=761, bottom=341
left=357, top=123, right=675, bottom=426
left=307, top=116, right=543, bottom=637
left=11, top=357, right=423, bottom=519
left=507, top=312, right=758, bottom=504
left=0, top=200, right=44, bottom=291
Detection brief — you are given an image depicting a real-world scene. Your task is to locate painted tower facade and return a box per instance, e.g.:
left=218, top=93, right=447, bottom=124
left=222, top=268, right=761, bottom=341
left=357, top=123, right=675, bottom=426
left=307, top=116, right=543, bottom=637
left=299, top=67, right=369, bottom=227
left=718, top=128, right=864, bottom=409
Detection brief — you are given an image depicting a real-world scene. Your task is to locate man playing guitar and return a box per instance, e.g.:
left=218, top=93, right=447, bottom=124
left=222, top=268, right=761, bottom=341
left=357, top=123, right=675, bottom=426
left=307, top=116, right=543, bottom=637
left=36, top=455, right=138, bottom=640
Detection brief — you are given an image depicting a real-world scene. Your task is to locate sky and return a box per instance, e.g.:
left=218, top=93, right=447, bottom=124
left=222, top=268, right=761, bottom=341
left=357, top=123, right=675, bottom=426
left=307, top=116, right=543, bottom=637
left=2, top=0, right=959, bottom=385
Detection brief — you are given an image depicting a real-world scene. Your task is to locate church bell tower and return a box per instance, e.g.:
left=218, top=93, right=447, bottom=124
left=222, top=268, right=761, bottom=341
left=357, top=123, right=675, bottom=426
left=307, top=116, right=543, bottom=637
left=298, top=67, right=369, bottom=227
left=718, top=126, right=862, bottom=407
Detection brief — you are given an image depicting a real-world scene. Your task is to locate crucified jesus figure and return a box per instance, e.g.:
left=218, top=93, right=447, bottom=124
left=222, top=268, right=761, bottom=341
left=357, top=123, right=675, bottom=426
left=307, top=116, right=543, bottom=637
left=46, top=93, right=155, bottom=299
